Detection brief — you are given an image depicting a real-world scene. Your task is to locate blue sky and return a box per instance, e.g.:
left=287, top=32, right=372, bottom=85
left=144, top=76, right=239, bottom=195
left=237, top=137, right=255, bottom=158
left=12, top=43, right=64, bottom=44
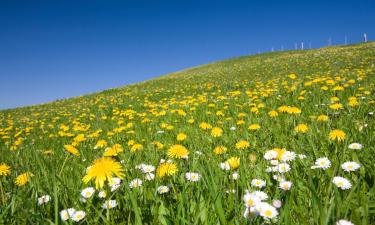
left=0, top=0, right=374, bottom=109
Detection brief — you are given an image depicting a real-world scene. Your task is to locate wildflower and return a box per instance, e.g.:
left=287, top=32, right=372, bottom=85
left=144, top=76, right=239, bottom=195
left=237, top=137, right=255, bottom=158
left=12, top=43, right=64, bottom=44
left=145, top=173, right=155, bottom=180
left=226, top=157, right=240, bottom=170
left=348, top=143, right=362, bottom=150
left=81, top=187, right=95, bottom=199
left=243, top=193, right=261, bottom=207
left=280, top=151, right=296, bottom=161
left=248, top=124, right=261, bottom=131
left=139, top=164, right=155, bottom=174
left=341, top=162, right=360, bottom=172
left=176, top=133, right=187, bottom=141
left=251, top=179, right=266, bottom=188
left=294, top=124, right=308, bottom=133
left=0, top=163, right=11, bottom=176
left=199, top=122, right=212, bottom=130
left=264, top=150, right=278, bottom=160
left=329, top=129, right=346, bottom=142
left=220, top=162, right=231, bottom=171
left=230, top=172, right=239, bottom=180
left=210, top=127, right=223, bottom=137
left=157, top=185, right=170, bottom=194
left=253, top=191, right=268, bottom=200
left=37, top=195, right=51, bottom=205
left=279, top=181, right=292, bottom=190
left=243, top=207, right=258, bottom=219
left=103, top=144, right=123, bottom=156
left=214, top=146, right=227, bottom=155
left=98, top=191, right=107, bottom=198
left=333, top=176, right=352, bottom=190
left=185, top=172, right=201, bottom=182
left=329, top=103, right=343, bottom=110
left=15, top=172, right=33, bottom=186
left=102, top=200, right=117, bottom=209
left=277, top=163, right=291, bottom=173
left=129, top=179, right=143, bottom=188
left=94, top=140, right=107, bottom=149
left=156, top=162, right=178, bottom=178
left=235, top=140, right=250, bottom=150
left=82, top=157, right=125, bottom=189
left=256, top=202, right=279, bottom=219
left=317, top=115, right=329, bottom=121
left=131, top=143, right=143, bottom=152
left=268, top=110, right=279, bottom=117
left=312, top=157, right=331, bottom=169
left=71, top=210, right=86, bottom=222
left=336, top=219, right=354, bottom=225
left=167, top=145, right=189, bottom=159
left=64, top=145, right=80, bottom=156
left=272, top=199, right=282, bottom=208
left=60, top=209, right=71, bottom=221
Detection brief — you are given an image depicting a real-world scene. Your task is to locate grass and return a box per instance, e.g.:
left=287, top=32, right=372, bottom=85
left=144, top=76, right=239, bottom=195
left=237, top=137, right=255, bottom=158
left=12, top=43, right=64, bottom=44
left=0, top=42, right=374, bottom=224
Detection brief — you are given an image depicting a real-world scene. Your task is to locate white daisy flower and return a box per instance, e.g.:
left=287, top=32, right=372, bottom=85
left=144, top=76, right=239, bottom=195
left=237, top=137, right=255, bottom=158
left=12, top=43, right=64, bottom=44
left=348, top=143, right=362, bottom=150
left=230, top=126, right=236, bottom=131
left=60, top=209, right=70, bottom=221
left=98, top=191, right=107, bottom=198
left=298, top=154, right=307, bottom=159
left=129, top=179, right=143, bottom=188
left=270, top=160, right=279, bottom=166
left=279, top=181, right=292, bottom=190
left=145, top=173, right=155, bottom=181
left=264, top=150, right=278, bottom=160
left=256, top=202, right=278, bottom=219
left=37, top=195, right=51, bottom=205
left=220, top=162, right=230, bottom=171
left=336, top=219, right=354, bottom=225
left=157, top=186, right=170, bottom=194
left=185, top=172, right=201, bottom=182
left=243, top=193, right=261, bottom=207
left=81, top=187, right=95, bottom=199
left=272, top=199, right=282, bottom=208
left=71, top=210, right=86, bottom=222
left=111, top=184, right=121, bottom=192
left=333, top=176, right=352, bottom=190
left=277, top=163, right=291, bottom=173
left=253, top=191, right=268, bottom=200
left=313, top=157, right=331, bottom=170
left=251, top=179, right=266, bottom=188
left=140, top=165, right=155, bottom=174
left=341, top=161, right=361, bottom=172
left=230, top=172, right=239, bottom=180
left=243, top=206, right=258, bottom=219
left=281, top=151, right=296, bottom=161
left=109, top=177, right=122, bottom=186
left=102, top=200, right=117, bottom=209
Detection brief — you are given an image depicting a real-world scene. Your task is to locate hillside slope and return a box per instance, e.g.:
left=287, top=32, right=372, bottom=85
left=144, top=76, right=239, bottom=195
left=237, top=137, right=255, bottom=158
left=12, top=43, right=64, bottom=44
left=0, top=42, right=374, bottom=224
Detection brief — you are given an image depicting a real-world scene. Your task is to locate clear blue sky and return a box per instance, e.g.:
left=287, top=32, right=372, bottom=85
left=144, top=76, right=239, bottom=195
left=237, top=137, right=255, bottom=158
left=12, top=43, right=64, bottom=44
left=1, top=0, right=374, bottom=109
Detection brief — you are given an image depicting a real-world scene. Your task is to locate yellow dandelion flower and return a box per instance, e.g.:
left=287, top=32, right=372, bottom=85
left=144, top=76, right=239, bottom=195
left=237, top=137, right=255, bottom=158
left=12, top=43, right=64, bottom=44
left=211, top=127, right=223, bottom=137
left=156, top=162, right=178, bottom=178
left=103, top=144, right=123, bottom=156
left=177, top=133, right=187, bottom=141
left=0, top=163, right=11, bottom=176
left=226, top=157, right=240, bottom=170
left=167, top=145, right=189, bottom=159
left=248, top=124, right=261, bottom=131
left=329, top=103, right=343, bottom=110
left=152, top=141, right=164, bottom=150
left=15, top=172, right=33, bottom=186
left=94, top=140, right=108, bottom=149
left=235, top=140, right=250, bottom=150
left=199, top=122, right=212, bottom=130
left=213, top=146, right=227, bottom=155
left=131, top=143, right=143, bottom=152
left=82, top=157, right=124, bottom=189
left=317, top=115, right=329, bottom=121
left=329, top=129, right=346, bottom=142
left=64, top=145, right=80, bottom=156
left=294, top=124, right=309, bottom=133
left=268, top=110, right=279, bottom=117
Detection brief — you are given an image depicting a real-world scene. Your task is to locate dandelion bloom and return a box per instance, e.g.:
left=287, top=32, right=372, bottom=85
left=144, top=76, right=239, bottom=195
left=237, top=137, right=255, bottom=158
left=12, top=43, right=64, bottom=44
left=268, top=110, right=279, bottom=117
left=294, top=124, right=309, bottom=133
left=213, top=146, right=227, bottom=155
left=211, top=127, right=223, bottom=137
left=167, top=145, right=189, bottom=159
left=317, top=115, right=329, bottom=121
left=176, top=133, right=187, bottom=141
left=248, top=124, right=261, bottom=131
left=0, top=163, right=11, bottom=176
left=235, top=140, right=250, bottom=150
left=131, top=143, right=143, bottom=152
left=226, top=157, right=240, bottom=170
left=156, top=162, right=178, bottom=178
left=64, top=145, right=80, bottom=156
left=103, top=144, right=123, bottom=156
left=15, top=172, right=33, bottom=186
left=94, top=140, right=108, bottom=149
left=329, top=129, right=346, bottom=142
left=82, top=157, right=125, bottom=189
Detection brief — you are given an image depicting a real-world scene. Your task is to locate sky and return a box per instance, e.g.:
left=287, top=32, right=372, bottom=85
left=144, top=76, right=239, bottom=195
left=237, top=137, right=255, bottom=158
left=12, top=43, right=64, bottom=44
left=0, top=0, right=374, bottom=110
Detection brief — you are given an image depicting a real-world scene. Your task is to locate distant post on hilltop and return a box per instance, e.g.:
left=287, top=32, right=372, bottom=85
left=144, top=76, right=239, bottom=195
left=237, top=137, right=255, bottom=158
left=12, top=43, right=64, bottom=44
left=301, top=42, right=304, bottom=50
left=364, top=33, right=368, bottom=42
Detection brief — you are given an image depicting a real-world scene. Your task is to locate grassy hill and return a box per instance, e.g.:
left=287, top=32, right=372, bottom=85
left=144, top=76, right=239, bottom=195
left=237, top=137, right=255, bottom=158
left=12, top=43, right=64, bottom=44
left=0, top=42, right=374, bottom=224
